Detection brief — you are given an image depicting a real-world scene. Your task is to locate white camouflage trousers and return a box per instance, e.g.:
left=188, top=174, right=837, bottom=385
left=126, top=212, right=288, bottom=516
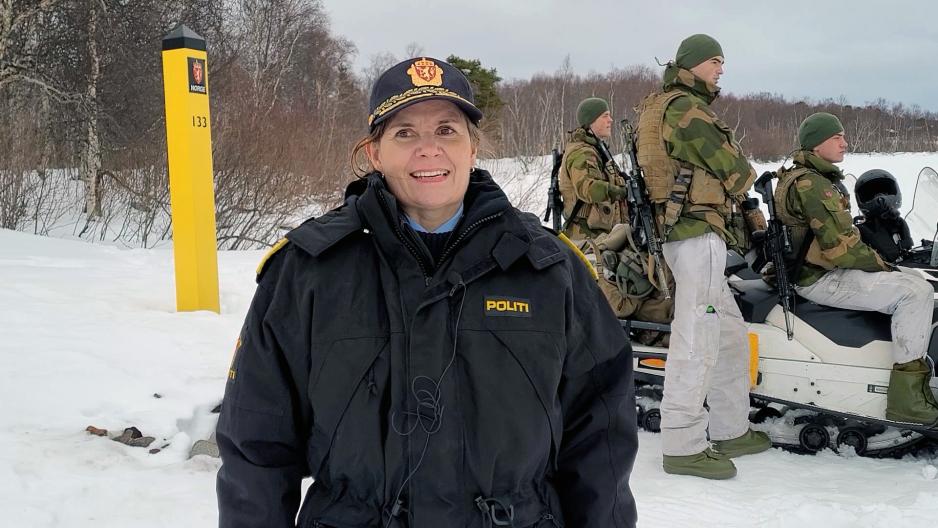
left=795, top=267, right=933, bottom=364
left=660, top=232, right=751, bottom=456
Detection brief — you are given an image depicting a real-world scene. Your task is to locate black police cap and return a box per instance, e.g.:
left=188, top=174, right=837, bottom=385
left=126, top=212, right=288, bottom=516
left=368, top=57, right=484, bottom=130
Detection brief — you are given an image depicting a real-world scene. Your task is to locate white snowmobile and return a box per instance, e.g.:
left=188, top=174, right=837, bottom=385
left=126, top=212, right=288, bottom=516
left=627, top=167, right=938, bottom=457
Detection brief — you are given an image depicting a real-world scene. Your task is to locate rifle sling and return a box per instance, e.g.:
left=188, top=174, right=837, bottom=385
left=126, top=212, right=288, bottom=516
left=562, top=201, right=585, bottom=231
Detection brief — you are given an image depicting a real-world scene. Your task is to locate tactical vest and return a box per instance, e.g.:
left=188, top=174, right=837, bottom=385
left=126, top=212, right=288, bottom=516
left=774, top=166, right=841, bottom=272
left=557, top=142, right=593, bottom=219
left=773, top=167, right=811, bottom=228
left=637, top=90, right=739, bottom=239
left=636, top=91, right=685, bottom=202
left=558, top=139, right=625, bottom=238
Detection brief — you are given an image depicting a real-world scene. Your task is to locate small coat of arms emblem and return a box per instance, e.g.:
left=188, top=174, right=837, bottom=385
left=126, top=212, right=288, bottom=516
left=407, top=58, right=443, bottom=87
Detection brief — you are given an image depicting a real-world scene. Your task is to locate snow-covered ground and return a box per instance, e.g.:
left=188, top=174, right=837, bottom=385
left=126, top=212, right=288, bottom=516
left=4, top=152, right=938, bottom=527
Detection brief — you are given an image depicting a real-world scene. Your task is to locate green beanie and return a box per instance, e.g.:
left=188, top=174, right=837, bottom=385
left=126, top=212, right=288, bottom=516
left=675, top=34, right=723, bottom=69
left=798, top=112, right=844, bottom=150
left=576, top=97, right=609, bottom=128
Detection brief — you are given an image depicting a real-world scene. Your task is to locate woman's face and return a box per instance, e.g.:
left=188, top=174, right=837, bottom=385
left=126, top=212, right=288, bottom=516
left=366, top=99, right=477, bottom=223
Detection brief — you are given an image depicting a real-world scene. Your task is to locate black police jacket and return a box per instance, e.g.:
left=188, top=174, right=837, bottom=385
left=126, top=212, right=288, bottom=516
left=216, top=170, right=637, bottom=528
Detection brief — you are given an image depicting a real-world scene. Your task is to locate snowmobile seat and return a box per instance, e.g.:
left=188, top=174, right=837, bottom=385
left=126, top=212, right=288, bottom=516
left=792, top=301, right=892, bottom=349
left=730, top=278, right=779, bottom=323
left=726, top=250, right=761, bottom=280
left=731, top=278, right=896, bottom=348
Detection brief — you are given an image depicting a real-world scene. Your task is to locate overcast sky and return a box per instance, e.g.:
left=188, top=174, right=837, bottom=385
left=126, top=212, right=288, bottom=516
left=322, top=0, right=938, bottom=112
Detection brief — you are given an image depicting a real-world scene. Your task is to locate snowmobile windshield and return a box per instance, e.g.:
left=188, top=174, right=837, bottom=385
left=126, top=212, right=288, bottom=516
left=904, top=167, right=938, bottom=244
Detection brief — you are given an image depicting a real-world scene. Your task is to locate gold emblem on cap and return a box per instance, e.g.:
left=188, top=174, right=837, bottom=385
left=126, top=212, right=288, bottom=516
left=407, top=58, right=443, bottom=87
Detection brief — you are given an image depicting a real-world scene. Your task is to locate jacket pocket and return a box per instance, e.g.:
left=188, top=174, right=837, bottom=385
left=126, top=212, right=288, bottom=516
left=821, top=195, right=854, bottom=231
left=307, top=336, right=389, bottom=477
left=486, top=330, right=564, bottom=470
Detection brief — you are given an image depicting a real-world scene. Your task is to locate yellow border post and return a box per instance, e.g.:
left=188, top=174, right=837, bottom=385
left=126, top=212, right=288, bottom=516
left=161, top=25, right=220, bottom=313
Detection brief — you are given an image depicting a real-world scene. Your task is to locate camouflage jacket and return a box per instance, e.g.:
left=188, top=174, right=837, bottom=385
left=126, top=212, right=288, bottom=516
left=659, top=65, right=756, bottom=246
left=558, top=127, right=628, bottom=239
left=781, top=150, right=890, bottom=286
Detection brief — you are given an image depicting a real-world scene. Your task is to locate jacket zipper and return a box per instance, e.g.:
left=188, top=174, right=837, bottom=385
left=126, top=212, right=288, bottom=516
left=376, top=190, right=432, bottom=283
left=437, top=212, right=504, bottom=268
left=447, top=280, right=466, bottom=515
left=374, top=192, right=503, bottom=522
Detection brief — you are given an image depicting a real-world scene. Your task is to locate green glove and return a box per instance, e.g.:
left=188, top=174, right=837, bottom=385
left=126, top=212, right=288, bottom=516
left=607, top=185, right=628, bottom=201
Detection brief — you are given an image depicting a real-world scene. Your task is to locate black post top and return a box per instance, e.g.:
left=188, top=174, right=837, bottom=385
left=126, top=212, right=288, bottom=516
left=162, top=24, right=206, bottom=51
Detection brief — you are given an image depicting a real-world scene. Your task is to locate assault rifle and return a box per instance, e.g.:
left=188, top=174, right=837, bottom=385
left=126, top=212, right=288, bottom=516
left=543, top=147, right=564, bottom=232
left=598, top=120, right=671, bottom=299
left=754, top=171, right=795, bottom=340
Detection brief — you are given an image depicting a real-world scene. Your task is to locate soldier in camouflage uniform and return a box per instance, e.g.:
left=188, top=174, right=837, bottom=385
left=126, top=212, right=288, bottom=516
left=775, top=112, right=938, bottom=426
left=559, top=99, right=674, bottom=329
left=558, top=98, right=629, bottom=240
left=636, top=34, right=770, bottom=480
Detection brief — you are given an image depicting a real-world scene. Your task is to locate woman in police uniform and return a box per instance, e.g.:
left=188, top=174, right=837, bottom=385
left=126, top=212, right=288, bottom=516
left=216, top=57, right=637, bottom=528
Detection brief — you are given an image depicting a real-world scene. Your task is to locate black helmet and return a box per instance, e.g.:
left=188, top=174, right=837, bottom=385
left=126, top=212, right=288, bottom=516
left=855, top=169, right=901, bottom=218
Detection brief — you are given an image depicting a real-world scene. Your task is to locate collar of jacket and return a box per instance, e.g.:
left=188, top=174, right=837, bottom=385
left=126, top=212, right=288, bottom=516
left=285, top=169, right=567, bottom=274
left=569, top=126, right=599, bottom=147
left=663, top=63, right=719, bottom=104
left=792, top=149, right=844, bottom=181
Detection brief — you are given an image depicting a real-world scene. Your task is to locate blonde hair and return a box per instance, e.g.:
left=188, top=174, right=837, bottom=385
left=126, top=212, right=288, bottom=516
left=349, top=113, right=485, bottom=178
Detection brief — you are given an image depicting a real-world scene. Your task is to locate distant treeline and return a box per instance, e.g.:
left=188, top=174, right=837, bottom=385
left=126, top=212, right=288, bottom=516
left=496, top=64, right=938, bottom=162
left=2, top=0, right=935, bottom=247
left=1, top=0, right=365, bottom=247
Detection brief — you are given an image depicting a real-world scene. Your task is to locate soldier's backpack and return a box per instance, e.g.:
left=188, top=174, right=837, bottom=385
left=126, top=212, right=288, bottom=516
left=591, top=224, right=674, bottom=329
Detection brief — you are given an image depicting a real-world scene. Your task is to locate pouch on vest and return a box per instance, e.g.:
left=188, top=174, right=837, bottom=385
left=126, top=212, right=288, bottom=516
left=587, top=202, right=618, bottom=234
left=688, top=166, right=726, bottom=205
left=727, top=210, right=751, bottom=253
left=742, top=196, right=767, bottom=233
